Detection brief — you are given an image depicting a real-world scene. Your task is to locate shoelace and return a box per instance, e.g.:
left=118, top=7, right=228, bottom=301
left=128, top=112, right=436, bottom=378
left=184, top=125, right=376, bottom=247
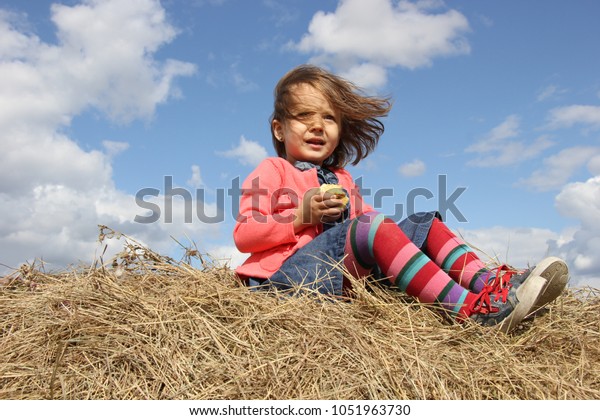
left=468, top=265, right=518, bottom=315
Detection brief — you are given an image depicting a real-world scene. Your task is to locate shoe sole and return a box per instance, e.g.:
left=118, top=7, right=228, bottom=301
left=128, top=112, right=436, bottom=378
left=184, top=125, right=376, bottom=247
left=527, top=257, right=569, bottom=311
left=498, top=275, right=546, bottom=333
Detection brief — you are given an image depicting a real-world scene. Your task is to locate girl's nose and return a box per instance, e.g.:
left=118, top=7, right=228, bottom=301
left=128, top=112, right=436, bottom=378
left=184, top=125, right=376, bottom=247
left=308, top=115, right=324, bottom=132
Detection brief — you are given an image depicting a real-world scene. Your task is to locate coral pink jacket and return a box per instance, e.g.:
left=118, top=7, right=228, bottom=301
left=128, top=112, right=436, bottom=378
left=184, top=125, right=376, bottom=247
left=234, top=157, right=374, bottom=279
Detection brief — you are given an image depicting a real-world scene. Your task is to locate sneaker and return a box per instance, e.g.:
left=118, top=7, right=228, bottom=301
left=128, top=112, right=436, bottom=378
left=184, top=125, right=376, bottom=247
left=509, top=257, right=569, bottom=312
left=468, top=273, right=546, bottom=333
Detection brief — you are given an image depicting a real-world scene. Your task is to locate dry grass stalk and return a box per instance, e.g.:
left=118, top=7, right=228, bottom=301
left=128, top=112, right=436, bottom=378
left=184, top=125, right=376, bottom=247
left=1, top=229, right=599, bottom=400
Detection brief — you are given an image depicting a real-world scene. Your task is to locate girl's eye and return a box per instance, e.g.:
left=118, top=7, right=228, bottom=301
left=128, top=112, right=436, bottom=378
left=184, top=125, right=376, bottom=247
left=294, top=112, right=312, bottom=119
left=324, top=114, right=336, bottom=121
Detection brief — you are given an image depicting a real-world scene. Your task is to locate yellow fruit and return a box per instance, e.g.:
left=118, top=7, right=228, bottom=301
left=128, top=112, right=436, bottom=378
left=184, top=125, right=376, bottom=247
left=320, top=183, right=349, bottom=207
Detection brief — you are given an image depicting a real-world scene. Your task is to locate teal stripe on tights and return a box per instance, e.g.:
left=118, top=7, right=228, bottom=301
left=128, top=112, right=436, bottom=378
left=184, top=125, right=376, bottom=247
left=396, top=252, right=429, bottom=291
left=441, top=244, right=470, bottom=271
left=367, top=213, right=385, bottom=260
left=452, top=289, right=469, bottom=315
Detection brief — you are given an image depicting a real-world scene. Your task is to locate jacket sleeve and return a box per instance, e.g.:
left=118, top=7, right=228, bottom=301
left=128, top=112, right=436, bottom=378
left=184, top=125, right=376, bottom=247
left=233, top=160, right=300, bottom=254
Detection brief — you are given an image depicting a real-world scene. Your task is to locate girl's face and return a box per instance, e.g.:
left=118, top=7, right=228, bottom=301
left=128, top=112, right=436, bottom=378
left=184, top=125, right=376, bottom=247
left=272, top=83, right=341, bottom=166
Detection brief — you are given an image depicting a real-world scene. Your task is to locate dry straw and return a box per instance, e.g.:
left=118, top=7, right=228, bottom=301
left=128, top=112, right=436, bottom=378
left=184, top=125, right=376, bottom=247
left=1, top=227, right=598, bottom=400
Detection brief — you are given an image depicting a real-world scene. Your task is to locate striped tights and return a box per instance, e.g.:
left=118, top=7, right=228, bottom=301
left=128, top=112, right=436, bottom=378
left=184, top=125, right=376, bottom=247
left=343, top=213, right=491, bottom=319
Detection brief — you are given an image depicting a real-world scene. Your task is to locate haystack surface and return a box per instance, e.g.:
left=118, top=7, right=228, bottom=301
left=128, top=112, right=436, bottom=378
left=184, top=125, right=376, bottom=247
left=1, top=232, right=599, bottom=400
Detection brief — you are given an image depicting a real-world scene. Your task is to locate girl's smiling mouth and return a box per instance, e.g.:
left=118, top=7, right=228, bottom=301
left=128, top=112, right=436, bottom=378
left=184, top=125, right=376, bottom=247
left=306, top=138, right=325, bottom=146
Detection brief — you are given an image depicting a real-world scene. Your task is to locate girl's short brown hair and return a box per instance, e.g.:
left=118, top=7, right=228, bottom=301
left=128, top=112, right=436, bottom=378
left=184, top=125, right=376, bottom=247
left=270, top=65, right=392, bottom=168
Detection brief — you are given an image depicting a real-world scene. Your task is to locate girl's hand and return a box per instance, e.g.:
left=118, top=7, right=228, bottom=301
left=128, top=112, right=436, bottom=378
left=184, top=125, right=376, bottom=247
left=293, top=187, right=346, bottom=232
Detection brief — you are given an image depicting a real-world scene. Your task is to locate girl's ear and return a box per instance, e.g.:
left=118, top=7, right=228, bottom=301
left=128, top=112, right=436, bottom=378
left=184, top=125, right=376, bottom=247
left=272, top=119, right=284, bottom=142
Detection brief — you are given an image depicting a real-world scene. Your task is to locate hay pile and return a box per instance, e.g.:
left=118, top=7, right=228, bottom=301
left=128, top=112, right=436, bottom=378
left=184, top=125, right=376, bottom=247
left=1, top=230, right=599, bottom=400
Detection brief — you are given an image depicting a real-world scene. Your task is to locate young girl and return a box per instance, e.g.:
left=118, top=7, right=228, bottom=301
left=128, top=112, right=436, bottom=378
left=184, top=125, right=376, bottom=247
left=233, top=65, right=568, bottom=333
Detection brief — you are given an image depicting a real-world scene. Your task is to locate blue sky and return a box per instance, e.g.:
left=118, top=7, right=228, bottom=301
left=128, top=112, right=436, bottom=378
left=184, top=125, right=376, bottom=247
left=1, top=0, right=599, bottom=288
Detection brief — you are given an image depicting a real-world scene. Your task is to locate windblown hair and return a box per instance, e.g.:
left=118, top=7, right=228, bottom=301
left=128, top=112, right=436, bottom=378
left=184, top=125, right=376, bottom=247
left=270, top=65, right=392, bottom=168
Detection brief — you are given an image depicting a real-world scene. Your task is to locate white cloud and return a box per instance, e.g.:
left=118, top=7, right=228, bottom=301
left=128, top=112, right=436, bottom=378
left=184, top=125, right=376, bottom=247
left=0, top=0, right=196, bottom=128
left=587, top=155, right=600, bottom=175
left=291, top=0, right=470, bottom=89
left=230, top=62, right=259, bottom=92
left=1, top=130, right=112, bottom=195
left=0, top=180, right=221, bottom=272
left=102, top=140, right=130, bottom=158
left=555, top=176, right=600, bottom=227
left=547, top=175, right=600, bottom=288
left=460, top=172, right=600, bottom=289
left=457, top=226, right=562, bottom=269
left=465, top=115, right=554, bottom=167
left=0, top=0, right=209, bottom=273
left=398, top=159, right=426, bottom=177
left=477, top=14, right=494, bottom=28
left=518, top=147, right=600, bottom=191
left=217, top=135, right=269, bottom=167
left=232, top=71, right=259, bottom=92
left=466, top=114, right=520, bottom=153
left=457, top=224, right=600, bottom=289
left=338, top=63, right=388, bottom=91
left=536, top=84, right=568, bottom=102
left=263, top=0, right=300, bottom=27
left=207, top=244, right=248, bottom=269
left=187, top=165, right=203, bottom=189
left=546, top=105, right=600, bottom=131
